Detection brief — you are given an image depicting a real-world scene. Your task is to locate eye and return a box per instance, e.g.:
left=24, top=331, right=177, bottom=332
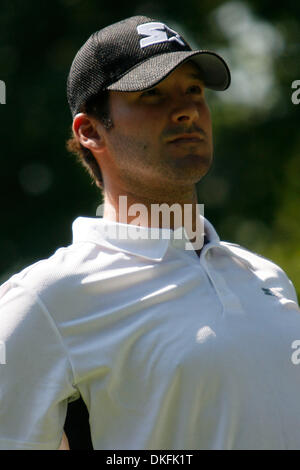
left=187, top=84, right=203, bottom=94
left=141, top=88, right=160, bottom=97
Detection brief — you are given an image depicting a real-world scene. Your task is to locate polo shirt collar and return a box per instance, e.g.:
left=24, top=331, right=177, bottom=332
left=72, top=216, right=220, bottom=261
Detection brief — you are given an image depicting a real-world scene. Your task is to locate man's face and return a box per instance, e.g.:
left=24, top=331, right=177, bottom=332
left=99, top=60, right=213, bottom=193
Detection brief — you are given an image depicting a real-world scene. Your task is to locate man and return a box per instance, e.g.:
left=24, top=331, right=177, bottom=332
left=0, top=15, right=300, bottom=450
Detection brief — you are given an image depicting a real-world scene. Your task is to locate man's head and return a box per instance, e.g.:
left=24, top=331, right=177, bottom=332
left=66, top=16, right=231, bottom=193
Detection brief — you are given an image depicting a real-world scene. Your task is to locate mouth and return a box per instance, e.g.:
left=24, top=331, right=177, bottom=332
left=167, top=134, right=205, bottom=145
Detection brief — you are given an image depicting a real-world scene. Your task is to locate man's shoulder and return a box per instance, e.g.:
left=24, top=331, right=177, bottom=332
left=220, top=241, right=298, bottom=303
left=1, top=240, right=98, bottom=297
left=221, top=241, right=285, bottom=272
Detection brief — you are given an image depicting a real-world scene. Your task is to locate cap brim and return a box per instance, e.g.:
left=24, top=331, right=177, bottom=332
left=107, top=50, right=230, bottom=92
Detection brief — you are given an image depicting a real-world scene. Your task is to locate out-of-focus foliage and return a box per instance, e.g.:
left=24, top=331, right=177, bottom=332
left=0, top=0, right=299, bottom=296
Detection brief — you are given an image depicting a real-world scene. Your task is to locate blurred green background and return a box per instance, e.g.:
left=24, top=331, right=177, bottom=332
left=0, top=0, right=299, bottom=298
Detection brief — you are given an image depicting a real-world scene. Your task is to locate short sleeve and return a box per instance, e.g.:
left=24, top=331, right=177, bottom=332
left=0, top=281, right=79, bottom=449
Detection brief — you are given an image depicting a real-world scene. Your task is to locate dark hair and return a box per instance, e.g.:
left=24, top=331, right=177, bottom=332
left=66, top=91, right=113, bottom=190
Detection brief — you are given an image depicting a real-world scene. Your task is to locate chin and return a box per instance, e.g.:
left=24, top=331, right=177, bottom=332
left=172, top=152, right=212, bottom=173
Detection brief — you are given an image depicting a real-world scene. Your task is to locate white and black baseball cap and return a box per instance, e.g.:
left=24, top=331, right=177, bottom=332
left=67, top=15, right=231, bottom=117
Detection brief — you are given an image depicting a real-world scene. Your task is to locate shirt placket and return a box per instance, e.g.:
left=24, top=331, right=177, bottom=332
left=199, top=245, right=245, bottom=316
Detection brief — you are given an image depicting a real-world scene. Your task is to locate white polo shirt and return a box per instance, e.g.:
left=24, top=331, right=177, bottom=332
left=0, top=216, right=300, bottom=450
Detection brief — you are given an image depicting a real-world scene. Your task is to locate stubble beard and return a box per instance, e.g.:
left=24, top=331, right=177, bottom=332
left=107, top=130, right=212, bottom=198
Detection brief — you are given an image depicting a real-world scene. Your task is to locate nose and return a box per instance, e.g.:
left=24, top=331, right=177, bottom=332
left=170, top=99, right=200, bottom=124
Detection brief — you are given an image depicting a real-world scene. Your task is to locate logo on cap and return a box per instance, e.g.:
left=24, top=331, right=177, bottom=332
left=137, top=22, right=185, bottom=49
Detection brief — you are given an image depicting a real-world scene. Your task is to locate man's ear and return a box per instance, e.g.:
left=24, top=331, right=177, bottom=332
left=72, top=113, right=105, bottom=153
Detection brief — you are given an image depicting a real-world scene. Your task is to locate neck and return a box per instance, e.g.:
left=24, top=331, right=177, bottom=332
left=102, top=185, right=204, bottom=255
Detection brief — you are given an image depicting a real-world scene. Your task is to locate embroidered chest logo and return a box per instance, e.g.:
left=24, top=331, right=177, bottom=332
left=262, top=287, right=276, bottom=296
left=137, top=22, right=185, bottom=49
left=261, top=287, right=283, bottom=298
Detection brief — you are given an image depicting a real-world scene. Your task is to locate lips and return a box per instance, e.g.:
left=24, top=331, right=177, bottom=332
left=168, top=134, right=204, bottom=144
